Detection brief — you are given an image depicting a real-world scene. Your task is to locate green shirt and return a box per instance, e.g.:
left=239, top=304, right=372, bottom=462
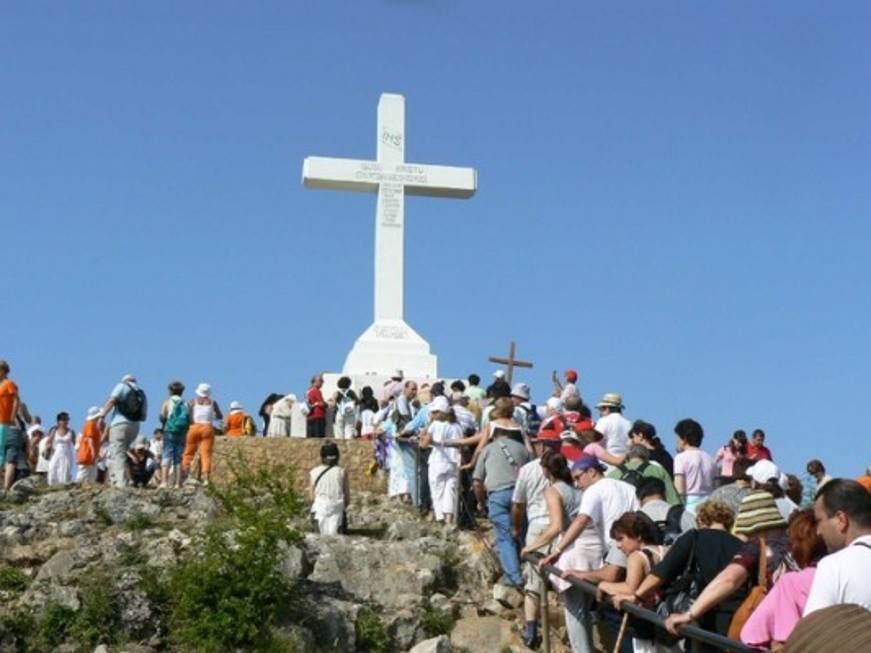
left=607, top=459, right=682, bottom=506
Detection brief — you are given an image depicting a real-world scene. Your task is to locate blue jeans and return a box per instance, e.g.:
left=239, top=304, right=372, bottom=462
left=488, top=487, right=522, bottom=586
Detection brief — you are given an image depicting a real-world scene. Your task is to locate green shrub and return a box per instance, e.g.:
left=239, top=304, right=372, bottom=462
left=355, top=608, right=392, bottom=653
left=32, top=574, right=122, bottom=651
left=165, top=456, right=305, bottom=653
left=0, top=609, right=35, bottom=652
left=34, top=602, right=76, bottom=650
left=0, top=566, right=29, bottom=593
left=419, top=603, right=456, bottom=638
left=124, top=511, right=154, bottom=532
left=94, top=505, right=113, bottom=526
left=69, top=573, right=121, bottom=648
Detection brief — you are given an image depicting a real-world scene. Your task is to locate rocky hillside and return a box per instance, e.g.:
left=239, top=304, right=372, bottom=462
left=0, top=473, right=571, bottom=653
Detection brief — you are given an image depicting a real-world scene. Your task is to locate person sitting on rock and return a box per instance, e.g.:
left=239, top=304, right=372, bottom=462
left=126, top=436, right=156, bottom=487
left=309, top=442, right=350, bottom=536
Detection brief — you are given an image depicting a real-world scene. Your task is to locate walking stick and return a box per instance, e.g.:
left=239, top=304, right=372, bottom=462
left=613, top=612, right=630, bottom=653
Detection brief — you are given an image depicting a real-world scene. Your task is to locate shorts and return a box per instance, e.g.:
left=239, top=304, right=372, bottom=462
left=2, top=426, right=28, bottom=469
left=162, top=431, right=186, bottom=467
left=524, top=519, right=552, bottom=595
left=0, top=424, right=8, bottom=466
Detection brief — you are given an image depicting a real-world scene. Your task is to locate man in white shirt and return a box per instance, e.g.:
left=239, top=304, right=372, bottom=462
left=542, top=454, right=639, bottom=579
left=511, top=429, right=561, bottom=649
left=540, top=454, right=638, bottom=653
left=593, top=393, right=631, bottom=457
left=804, top=479, right=871, bottom=615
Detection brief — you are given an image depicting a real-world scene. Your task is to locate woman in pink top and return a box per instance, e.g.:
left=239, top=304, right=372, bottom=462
left=741, top=510, right=827, bottom=650
left=672, top=418, right=717, bottom=514
left=715, top=430, right=748, bottom=480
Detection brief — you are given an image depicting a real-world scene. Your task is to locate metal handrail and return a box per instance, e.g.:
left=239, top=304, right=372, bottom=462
left=522, top=552, right=767, bottom=653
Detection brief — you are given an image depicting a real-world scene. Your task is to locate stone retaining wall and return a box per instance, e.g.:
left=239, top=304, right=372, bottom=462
left=210, top=436, right=387, bottom=493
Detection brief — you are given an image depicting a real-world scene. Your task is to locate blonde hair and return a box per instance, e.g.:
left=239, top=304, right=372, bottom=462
left=695, top=500, right=736, bottom=531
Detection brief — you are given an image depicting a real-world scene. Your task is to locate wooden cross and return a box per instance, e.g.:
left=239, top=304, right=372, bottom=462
left=488, top=341, right=534, bottom=386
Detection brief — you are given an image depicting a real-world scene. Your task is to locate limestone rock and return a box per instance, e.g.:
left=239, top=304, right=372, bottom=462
left=36, top=549, right=79, bottom=581
left=20, top=582, right=80, bottom=612
left=409, top=634, right=453, bottom=653
left=6, top=476, right=42, bottom=504
left=306, top=534, right=448, bottom=608
left=450, top=615, right=514, bottom=652
left=493, top=583, right=524, bottom=609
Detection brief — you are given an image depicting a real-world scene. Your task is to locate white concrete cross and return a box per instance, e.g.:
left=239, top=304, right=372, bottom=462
left=302, top=93, right=477, bottom=377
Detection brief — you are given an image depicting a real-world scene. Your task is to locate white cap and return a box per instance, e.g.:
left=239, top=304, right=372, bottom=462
left=195, top=383, right=211, bottom=398
left=493, top=370, right=505, bottom=379
left=747, top=459, right=781, bottom=485
left=229, top=400, right=243, bottom=411
left=121, top=374, right=136, bottom=383
left=429, top=396, right=451, bottom=413
left=511, top=383, right=530, bottom=400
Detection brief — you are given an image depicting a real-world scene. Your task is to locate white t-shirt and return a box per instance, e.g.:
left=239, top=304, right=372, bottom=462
left=594, top=412, right=631, bottom=456
left=309, top=465, right=346, bottom=502
left=560, top=383, right=579, bottom=403
left=579, top=477, right=640, bottom=547
left=803, top=534, right=871, bottom=615
left=360, top=409, right=376, bottom=436
left=512, top=459, right=549, bottom=525
left=427, top=421, right=462, bottom=470
left=673, top=448, right=717, bottom=495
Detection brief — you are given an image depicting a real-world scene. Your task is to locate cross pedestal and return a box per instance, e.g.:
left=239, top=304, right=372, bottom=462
left=303, top=93, right=477, bottom=378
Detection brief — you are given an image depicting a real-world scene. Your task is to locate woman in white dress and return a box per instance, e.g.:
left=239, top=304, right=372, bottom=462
left=266, top=394, right=295, bottom=437
left=46, top=412, right=77, bottom=486
left=420, top=396, right=462, bottom=524
left=308, top=442, right=350, bottom=535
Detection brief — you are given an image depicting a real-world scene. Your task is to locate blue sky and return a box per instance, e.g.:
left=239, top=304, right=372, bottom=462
left=3, top=2, right=869, bottom=479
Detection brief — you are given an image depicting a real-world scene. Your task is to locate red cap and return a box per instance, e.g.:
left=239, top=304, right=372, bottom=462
left=565, top=369, right=578, bottom=383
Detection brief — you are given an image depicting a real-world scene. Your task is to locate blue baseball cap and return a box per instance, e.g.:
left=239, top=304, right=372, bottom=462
left=571, top=454, right=605, bottom=473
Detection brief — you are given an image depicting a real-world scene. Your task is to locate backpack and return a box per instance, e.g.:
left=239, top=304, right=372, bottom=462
left=117, top=384, right=147, bottom=421
left=617, top=461, right=650, bottom=488
left=521, top=403, right=541, bottom=437
left=243, top=415, right=256, bottom=436
left=164, top=397, right=189, bottom=434
left=338, top=390, right=356, bottom=418
left=656, top=504, right=686, bottom=545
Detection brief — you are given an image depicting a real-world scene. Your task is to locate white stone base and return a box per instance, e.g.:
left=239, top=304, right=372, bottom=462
left=342, top=319, right=438, bottom=379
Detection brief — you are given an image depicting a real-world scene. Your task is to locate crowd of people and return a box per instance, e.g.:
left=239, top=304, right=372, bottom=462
left=0, top=361, right=260, bottom=492
left=3, top=358, right=871, bottom=652
left=297, top=368, right=871, bottom=652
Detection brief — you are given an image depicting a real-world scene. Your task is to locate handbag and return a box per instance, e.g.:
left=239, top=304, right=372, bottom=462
left=727, top=535, right=768, bottom=640
left=654, top=531, right=701, bottom=646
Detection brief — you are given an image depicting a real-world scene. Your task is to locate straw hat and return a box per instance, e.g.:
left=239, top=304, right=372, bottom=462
left=195, top=383, right=211, bottom=398
left=786, top=604, right=871, bottom=652
left=596, top=393, right=624, bottom=409
left=733, top=490, right=788, bottom=536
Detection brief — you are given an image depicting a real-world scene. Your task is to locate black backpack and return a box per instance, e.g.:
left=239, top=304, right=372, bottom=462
left=117, top=384, right=147, bottom=421
left=617, top=461, right=650, bottom=488
left=656, top=504, right=686, bottom=545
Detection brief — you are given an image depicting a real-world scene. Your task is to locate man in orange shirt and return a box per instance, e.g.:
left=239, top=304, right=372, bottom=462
left=0, top=360, right=21, bottom=492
